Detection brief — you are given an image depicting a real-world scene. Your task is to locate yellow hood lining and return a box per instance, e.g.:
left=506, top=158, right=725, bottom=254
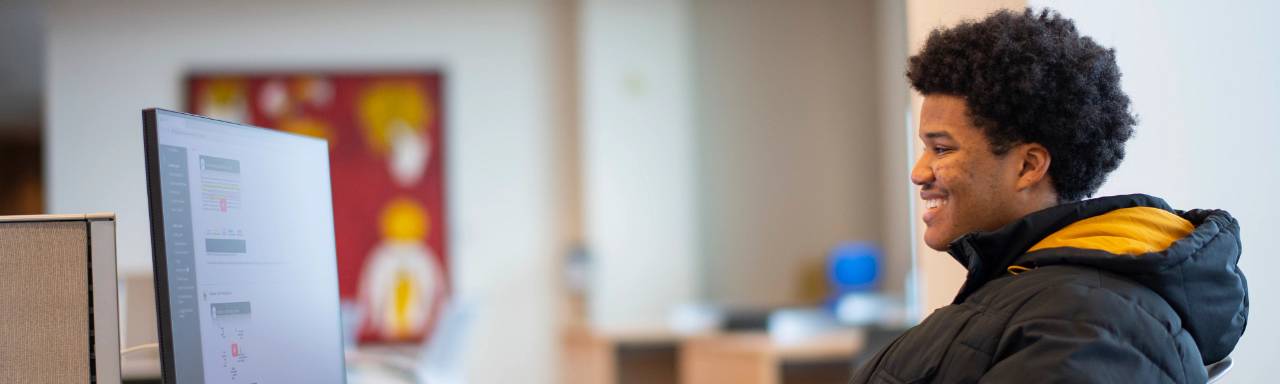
left=1025, top=206, right=1195, bottom=256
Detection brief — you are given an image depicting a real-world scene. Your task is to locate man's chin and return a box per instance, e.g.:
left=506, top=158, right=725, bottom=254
left=923, top=232, right=951, bottom=252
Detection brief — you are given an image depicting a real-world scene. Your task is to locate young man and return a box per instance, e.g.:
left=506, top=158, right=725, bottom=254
left=849, top=9, right=1248, bottom=383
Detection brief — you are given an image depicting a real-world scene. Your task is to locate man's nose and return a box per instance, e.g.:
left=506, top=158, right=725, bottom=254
left=910, top=156, right=933, bottom=186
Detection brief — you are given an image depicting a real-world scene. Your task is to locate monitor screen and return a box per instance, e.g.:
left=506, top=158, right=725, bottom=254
left=143, top=109, right=346, bottom=383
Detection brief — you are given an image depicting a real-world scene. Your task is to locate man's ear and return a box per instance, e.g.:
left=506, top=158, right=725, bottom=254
left=1015, top=143, right=1051, bottom=191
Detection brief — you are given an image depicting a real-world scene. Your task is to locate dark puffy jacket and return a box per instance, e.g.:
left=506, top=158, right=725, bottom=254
left=849, top=194, right=1248, bottom=383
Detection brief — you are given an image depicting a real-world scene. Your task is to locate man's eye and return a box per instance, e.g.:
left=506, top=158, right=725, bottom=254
left=932, top=146, right=951, bottom=154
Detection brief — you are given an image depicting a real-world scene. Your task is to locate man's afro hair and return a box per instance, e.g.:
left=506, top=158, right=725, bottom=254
left=908, top=8, right=1136, bottom=202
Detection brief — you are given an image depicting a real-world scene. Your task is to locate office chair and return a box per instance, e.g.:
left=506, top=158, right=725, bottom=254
left=1206, top=356, right=1232, bottom=384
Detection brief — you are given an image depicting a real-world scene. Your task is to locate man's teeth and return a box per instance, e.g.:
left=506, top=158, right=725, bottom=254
left=926, top=199, right=946, bottom=209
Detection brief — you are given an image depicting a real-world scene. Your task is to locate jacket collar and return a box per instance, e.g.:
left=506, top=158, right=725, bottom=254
left=946, top=194, right=1175, bottom=304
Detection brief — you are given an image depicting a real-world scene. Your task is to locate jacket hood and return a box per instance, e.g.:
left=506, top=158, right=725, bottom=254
left=947, top=194, right=1248, bottom=364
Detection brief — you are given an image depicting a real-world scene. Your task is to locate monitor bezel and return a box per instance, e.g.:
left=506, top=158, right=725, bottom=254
left=141, top=108, right=347, bottom=383
left=141, top=108, right=179, bottom=383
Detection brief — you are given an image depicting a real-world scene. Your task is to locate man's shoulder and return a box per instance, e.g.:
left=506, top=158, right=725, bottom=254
left=995, top=265, right=1182, bottom=331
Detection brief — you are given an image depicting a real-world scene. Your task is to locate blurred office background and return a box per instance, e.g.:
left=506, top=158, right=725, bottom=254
left=0, top=0, right=1276, bottom=383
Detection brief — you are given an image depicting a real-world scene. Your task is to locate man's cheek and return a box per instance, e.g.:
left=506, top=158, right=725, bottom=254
left=933, top=162, right=960, bottom=186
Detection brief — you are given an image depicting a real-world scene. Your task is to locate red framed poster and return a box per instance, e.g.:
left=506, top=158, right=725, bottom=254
left=188, top=72, right=449, bottom=344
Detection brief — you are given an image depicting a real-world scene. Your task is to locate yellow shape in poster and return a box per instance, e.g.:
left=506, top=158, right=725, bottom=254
left=380, top=197, right=430, bottom=242
left=279, top=117, right=334, bottom=143
left=391, top=269, right=419, bottom=338
left=205, top=77, right=246, bottom=106
left=359, top=81, right=431, bottom=155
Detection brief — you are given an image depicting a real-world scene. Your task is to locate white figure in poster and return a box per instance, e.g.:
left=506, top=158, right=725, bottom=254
left=357, top=197, right=446, bottom=340
left=359, top=238, right=443, bottom=339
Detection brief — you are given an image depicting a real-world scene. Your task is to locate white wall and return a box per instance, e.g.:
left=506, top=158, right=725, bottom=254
left=579, top=0, right=699, bottom=330
left=873, top=0, right=913, bottom=314
left=580, top=0, right=918, bottom=327
left=45, top=1, right=574, bottom=383
left=691, top=0, right=888, bottom=306
left=1029, top=1, right=1280, bottom=381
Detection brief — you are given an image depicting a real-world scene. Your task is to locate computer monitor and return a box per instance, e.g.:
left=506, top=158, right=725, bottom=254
left=143, top=109, right=347, bottom=383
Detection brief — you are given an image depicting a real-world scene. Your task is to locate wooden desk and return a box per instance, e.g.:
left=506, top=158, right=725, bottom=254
left=680, top=331, right=863, bottom=384
left=562, top=327, right=687, bottom=384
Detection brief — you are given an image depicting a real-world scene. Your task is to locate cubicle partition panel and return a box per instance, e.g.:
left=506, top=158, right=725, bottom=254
left=0, top=213, right=120, bottom=384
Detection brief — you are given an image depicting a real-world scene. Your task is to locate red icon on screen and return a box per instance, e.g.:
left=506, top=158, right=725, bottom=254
left=231, top=343, right=239, bottom=357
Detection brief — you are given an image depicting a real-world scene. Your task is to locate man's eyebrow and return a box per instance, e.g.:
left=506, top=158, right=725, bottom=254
left=923, top=131, right=953, bottom=140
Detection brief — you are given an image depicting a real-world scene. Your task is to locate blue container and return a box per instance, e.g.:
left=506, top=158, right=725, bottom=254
left=828, top=242, right=879, bottom=293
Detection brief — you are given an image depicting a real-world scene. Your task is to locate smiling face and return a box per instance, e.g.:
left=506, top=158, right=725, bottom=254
left=912, top=94, right=1044, bottom=251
